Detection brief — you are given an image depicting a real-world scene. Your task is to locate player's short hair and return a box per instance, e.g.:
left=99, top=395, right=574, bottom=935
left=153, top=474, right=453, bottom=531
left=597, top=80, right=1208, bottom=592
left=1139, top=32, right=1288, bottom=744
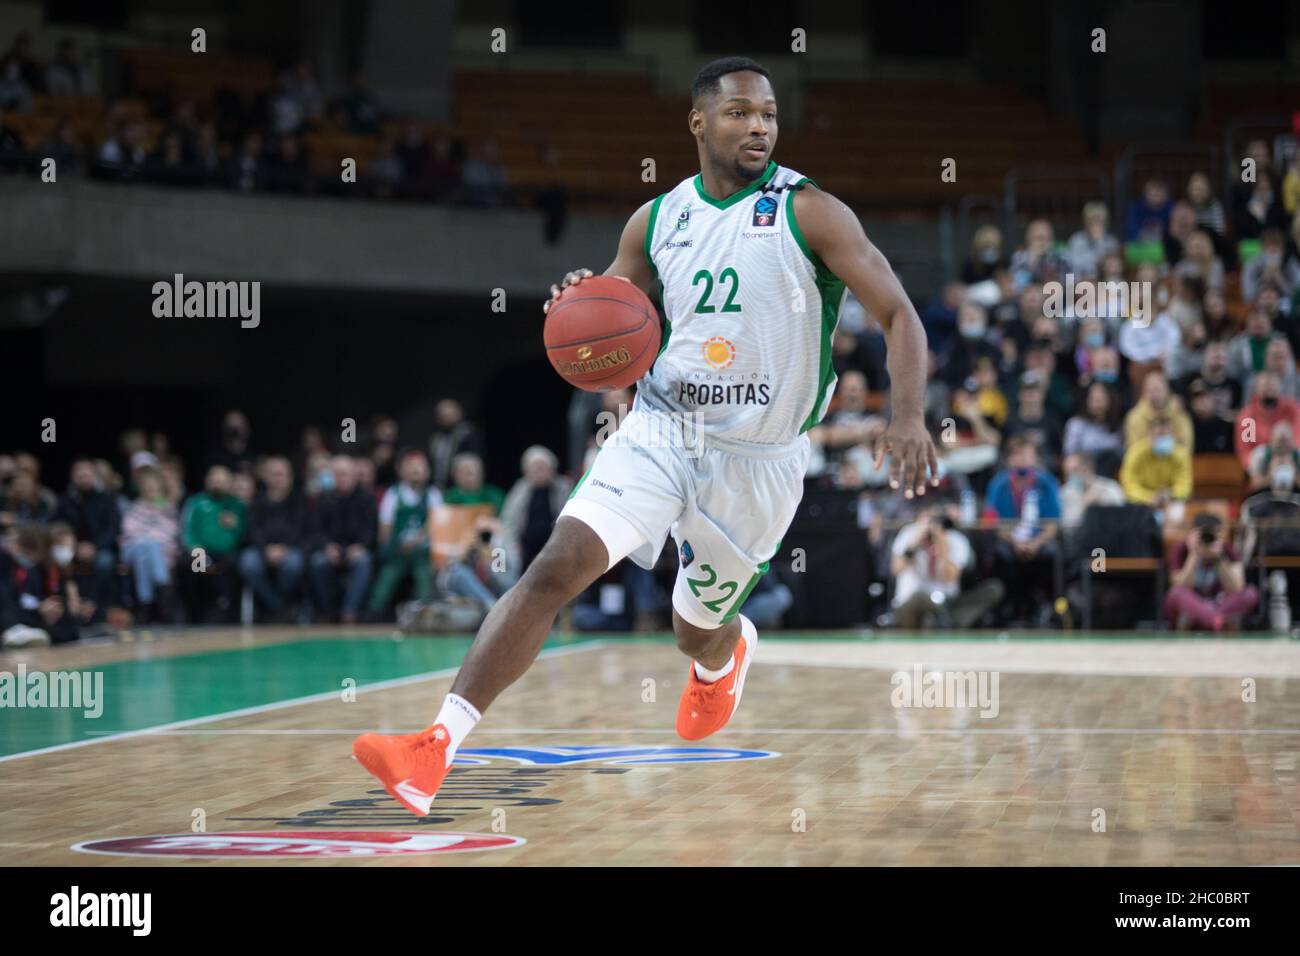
left=691, top=56, right=771, bottom=107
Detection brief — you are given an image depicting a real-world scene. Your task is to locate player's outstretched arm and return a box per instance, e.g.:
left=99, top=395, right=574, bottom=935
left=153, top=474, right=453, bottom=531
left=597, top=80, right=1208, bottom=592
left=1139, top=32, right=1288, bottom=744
left=793, top=186, right=938, bottom=498
left=543, top=200, right=656, bottom=313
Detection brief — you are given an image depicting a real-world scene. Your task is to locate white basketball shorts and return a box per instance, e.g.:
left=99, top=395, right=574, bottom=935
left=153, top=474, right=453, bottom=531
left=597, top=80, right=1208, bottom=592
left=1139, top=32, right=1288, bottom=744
left=559, top=404, right=810, bottom=629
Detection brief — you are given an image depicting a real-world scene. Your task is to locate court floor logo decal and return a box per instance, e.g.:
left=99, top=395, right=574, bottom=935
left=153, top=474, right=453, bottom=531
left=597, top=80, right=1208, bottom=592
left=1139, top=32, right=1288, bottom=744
left=72, top=831, right=524, bottom=858
left=452, top=745, right=780, bottom=766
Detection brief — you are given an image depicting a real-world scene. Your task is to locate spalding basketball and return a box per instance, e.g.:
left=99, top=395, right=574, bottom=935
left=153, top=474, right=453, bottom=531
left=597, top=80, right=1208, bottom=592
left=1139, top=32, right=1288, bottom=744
left=544, top=276, right=661, bottom=392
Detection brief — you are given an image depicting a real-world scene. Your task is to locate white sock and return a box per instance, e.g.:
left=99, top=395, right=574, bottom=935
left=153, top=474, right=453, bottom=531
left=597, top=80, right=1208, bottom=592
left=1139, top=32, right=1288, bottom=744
left=433, top=693, right=481, bottom=762
left=694, top=654, right=735, bottom=684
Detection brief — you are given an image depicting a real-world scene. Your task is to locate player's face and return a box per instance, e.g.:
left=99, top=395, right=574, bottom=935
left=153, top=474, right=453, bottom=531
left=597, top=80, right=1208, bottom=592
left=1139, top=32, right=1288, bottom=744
left=696, top=71, right=778, bottom=182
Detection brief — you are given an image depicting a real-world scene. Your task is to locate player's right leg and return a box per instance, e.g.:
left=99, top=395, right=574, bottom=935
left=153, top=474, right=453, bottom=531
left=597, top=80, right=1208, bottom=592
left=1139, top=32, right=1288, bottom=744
left=351, top=515, right=615, bottom=815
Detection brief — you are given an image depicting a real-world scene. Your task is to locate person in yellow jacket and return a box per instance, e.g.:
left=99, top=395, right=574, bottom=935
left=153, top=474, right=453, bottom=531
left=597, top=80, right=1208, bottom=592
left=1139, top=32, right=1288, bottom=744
left=1123, top=370, right=1193, bottom=449
left=1120, top=418, right=1193, bottom=505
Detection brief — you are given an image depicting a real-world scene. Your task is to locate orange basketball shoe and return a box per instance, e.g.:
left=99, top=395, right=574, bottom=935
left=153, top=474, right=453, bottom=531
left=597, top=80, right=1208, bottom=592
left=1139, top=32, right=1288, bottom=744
left=675, top=616, right=757, bottom=741
left=352, top=724, right=453, bottom=817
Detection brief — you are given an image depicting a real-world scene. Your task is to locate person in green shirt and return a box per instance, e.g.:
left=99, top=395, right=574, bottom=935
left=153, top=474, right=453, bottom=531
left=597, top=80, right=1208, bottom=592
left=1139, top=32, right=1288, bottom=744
left=440, top=452, right=505, bottom=513
left=179, top=465, right=246, bottom=622
left=368, top=450, right=443, bottom=617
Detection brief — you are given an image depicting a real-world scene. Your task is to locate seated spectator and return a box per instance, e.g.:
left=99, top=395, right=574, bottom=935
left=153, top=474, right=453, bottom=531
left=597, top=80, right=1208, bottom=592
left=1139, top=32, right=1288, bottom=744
left=1009, top=219, right=1065, bottom=292
left=54, top=457, right=120, bottom=614
left=1024, top=337, right=1074, bottom=420
left=1120, top=418, right=1192, bottom=506
left=1186, top=172, right=1227, bottom=242
left=1173, top=229, right=1225, bottom=292
left=439, top=513, right=520, bottom=614
left=1243, top=337, right=1299, bottom=401
left=1078, top=344, right=1129, bottom=406
left=2, top=470, right=53, bottom=524
left=228, top=132, right=266, bottom=192
left=306, top=456, right=376, bottom=624
left=1227, top=309, right=1276, bottom=383
left=1066, top=201, right=1120, bottom=278
left=0, top=54, right=33, bottom=112
left=1072, top=316, right=1108, bottom=377
left=461, top=137, right=507, bottom=206
left=940, top=380, right=1003, bottom=480
left=48, top=521, right=98, bottom=629
left=1164, top=514, right=1257, bottom=631
left=119, top=467, right=179, bottom=624
left=428, top=398, right=484, bottom=489
left=890, top=504, right=1004, bottom=629
left=367, top=133, right=405, bottom=199
left=1064, top=381, right=1124, bottom=458
left=424, top=134, right=463, bottom=201
left=961, top=224, right=1008, bottom=284
left=571, top=562, right=662, bottom=632
left=1243, top=228, right=1300, bottom=301
left=368, top=450, right=441, bottom=618
left=967, top=356, right=1009, bottom=427
left=1234, top=170, right=1288, bottom=240
left=809, top=370, right=886, bottom=477
left=442, top=452, right=505, bottom=511
left=0, top=524, right=79, bottom=647
left=1060, top=452, right=1126, bottom=527
left=1248, top=421, right=1300, bottom=493
left=983, top=438, right=1062, bottom=625
left=1004, top=371, right=1064, bottom=472
left=180, top=465, right=246, bottom=623
left=1124, top=370, right=1193, bottom=449
left=1125, top=178, right=1172, bottom=242
left=44, top=38, right=82, bottom=95
left=340, top=71, right=383, bottom=135
left=1235, top=371, right=1300, bottom=470
left=96, top=119, right=148, bottom=180
left=240, top=456, right=306, bottom=622
left=501, top=446, right=572, bottom=571
left=1117, top=299, right=1181, bottom=378
left=39, top=120, right=84, bottom=177
left=1187, top=378, right=1235, bottom=454
left=937, top=303, right=999, bottom=388
left=738, top=571, right=794, bottom=630
left=920, top=281, right=967, bottom=357
left=1164, top=315, right=1207, bottom=383
left=1202, top=288, right=1233, bottom=342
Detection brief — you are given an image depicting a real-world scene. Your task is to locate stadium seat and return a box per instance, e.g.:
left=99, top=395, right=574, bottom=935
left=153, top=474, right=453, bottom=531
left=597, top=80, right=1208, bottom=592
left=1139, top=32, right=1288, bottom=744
left=1192, top=454, right=1245, bottom=501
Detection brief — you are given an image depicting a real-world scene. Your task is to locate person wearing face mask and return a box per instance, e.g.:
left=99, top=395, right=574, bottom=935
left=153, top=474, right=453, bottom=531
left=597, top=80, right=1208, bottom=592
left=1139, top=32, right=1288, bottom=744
left=1164, top=513, right=1257, bottom=632
left=937, top=303, right=999, bottom=388
left=961, top=225, right=1008, bottom=284
left=1248, top=421, right=1300, bottom=493
left=1120, top=418, right=1192, bottom=507
left=0, top=525, right=80, bottom=647
left=1235, top=371, right=1300, bottom=470
left=1123, top=371, right=1193, bottom=450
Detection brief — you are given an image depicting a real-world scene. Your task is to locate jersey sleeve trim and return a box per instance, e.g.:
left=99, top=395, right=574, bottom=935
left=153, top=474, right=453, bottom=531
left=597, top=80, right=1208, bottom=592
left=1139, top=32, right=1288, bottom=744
left=644, top=194, right=665, bottom=280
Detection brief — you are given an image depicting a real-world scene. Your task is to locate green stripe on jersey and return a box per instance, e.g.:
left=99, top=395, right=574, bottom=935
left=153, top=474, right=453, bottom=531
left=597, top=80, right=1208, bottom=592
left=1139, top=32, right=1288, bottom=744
left=786, top=180, right=847, bottom=433
left=692, top=160, right=777, bottom=210
left=644, top=193, right=665, bottom=279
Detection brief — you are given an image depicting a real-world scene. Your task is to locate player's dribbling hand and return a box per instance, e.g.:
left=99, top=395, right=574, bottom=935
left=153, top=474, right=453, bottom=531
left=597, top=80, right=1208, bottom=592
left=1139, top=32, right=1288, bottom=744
left=873, top=419, right=940, bottom=499
left=543, top=268, right=631, bottom=314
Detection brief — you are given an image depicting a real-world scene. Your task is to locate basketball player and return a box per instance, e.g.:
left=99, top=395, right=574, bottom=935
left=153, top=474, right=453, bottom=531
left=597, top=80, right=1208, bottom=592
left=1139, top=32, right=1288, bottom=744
left=353, top=56, right=938, bottom=815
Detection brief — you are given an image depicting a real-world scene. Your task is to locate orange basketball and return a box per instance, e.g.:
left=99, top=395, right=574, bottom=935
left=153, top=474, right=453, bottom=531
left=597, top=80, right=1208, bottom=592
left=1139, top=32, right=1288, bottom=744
left=544, top=276, right=661, bottom=392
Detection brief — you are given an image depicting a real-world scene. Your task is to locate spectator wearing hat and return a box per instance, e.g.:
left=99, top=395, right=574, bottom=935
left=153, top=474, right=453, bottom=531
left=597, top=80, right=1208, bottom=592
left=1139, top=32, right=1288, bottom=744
left=1003, top=371, right=1064, bottom=473
left=1187, top=378, right=1235, bottom=454
left=1164, top=514, right=1257, bottom=631
left=1120, top=418, right=1192, bottom=506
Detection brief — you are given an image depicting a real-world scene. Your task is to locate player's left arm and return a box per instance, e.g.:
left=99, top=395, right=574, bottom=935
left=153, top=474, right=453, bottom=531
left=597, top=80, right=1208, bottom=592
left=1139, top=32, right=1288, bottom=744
left=793, top=186, right=938, bottom=497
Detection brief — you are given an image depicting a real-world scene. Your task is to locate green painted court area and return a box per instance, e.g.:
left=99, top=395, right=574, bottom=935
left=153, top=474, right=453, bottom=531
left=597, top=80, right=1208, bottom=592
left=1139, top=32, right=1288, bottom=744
left=0, top=633, right=601, bottom=759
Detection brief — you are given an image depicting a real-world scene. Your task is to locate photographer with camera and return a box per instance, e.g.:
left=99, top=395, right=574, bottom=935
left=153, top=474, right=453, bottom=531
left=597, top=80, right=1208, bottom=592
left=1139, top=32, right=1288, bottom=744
left=889, top=503, right=1004, bottom=629
left=440, top=512, right=520, bottom=613
left=1164, top=513, right=1258, bottom=631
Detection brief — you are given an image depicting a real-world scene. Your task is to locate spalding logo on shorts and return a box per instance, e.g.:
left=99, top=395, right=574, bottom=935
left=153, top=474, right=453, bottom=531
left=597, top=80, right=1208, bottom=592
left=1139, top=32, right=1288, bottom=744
left=72, top=831, right=525, bottom=858
left=451, top=745, right=779, bottom=766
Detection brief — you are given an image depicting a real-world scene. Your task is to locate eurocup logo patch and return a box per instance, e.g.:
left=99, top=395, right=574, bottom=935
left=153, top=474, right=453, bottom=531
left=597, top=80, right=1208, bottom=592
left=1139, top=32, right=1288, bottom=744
left=451, top=745, right=779, bottom=766
left=752, top=195, right=778, bottom=226
left=680, top=539, right=695, bottom=567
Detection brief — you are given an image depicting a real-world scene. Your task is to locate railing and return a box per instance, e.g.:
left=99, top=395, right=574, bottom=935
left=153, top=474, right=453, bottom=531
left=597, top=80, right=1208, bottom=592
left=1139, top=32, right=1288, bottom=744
left=1113, top=141, right=1218, bottom=232
left=1003, top=166, right=1110, bottom=241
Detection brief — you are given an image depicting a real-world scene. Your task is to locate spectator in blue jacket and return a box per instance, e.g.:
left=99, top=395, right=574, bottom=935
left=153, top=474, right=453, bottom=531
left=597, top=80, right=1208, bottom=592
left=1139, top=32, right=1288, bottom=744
left=983, top=437, right=1062, bottom=626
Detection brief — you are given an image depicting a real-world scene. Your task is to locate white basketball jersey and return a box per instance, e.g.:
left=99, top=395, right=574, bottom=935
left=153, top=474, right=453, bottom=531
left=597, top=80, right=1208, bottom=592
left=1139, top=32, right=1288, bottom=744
left=637, top=161, right=846, bottom=447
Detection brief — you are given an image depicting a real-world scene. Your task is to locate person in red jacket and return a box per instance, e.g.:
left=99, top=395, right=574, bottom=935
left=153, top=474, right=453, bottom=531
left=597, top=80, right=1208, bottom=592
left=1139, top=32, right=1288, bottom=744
left=1235, top=371, right=1300, bottom=470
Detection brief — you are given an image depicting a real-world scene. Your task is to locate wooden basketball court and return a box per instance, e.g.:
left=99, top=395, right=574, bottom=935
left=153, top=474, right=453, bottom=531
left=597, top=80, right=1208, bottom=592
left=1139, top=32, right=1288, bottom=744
left=2, top=628, right=1298, bottom=866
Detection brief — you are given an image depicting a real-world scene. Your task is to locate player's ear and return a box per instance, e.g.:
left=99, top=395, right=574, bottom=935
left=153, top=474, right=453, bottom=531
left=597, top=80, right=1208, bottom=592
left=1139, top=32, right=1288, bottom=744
left=687, top=108, right=703, bottom=137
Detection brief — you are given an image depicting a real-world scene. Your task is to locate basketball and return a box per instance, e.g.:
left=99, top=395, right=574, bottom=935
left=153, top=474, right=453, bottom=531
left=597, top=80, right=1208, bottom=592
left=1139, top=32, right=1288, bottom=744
left=544, top=276, right=661, bottom=392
